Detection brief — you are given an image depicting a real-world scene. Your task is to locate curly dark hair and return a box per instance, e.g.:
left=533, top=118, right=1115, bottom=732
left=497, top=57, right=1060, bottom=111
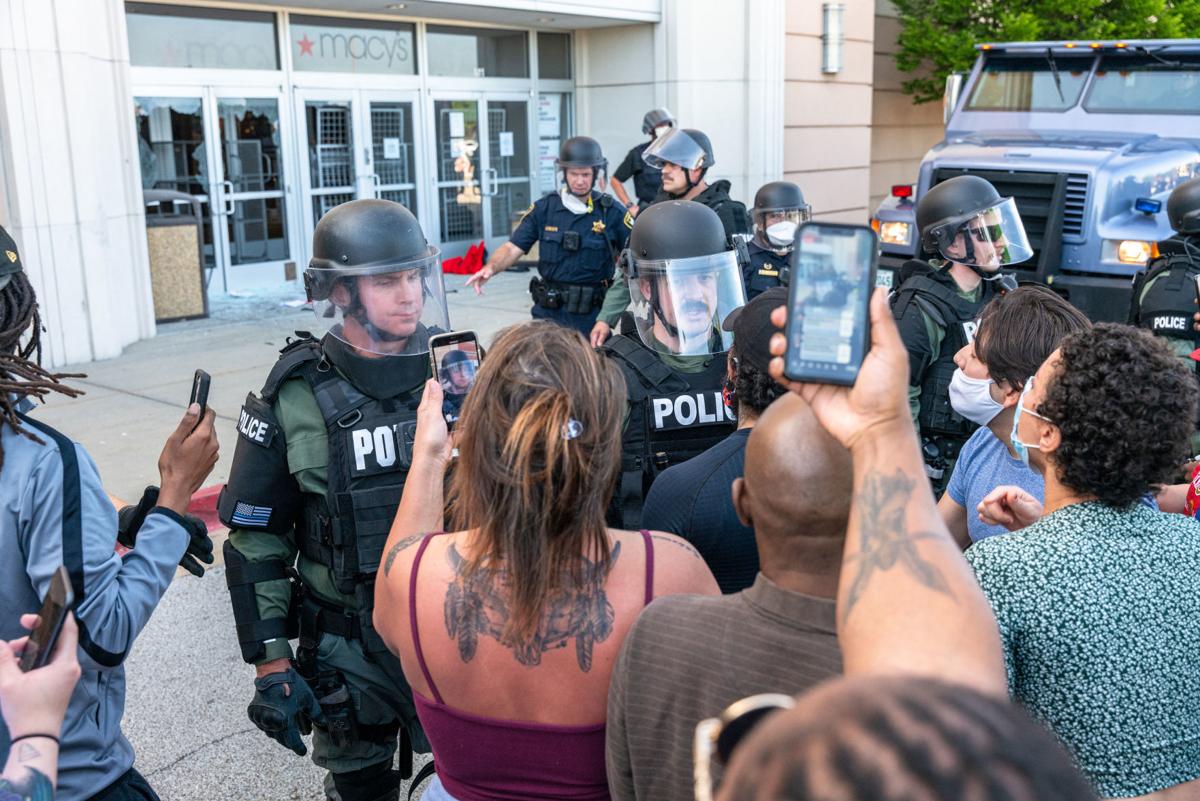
left=731, top=349, right=785, bottom=416
left=1038, top=323, right=1197, bottom=507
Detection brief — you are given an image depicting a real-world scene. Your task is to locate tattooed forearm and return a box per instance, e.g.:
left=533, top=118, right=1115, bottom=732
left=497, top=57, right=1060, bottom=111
left=383, top=533, right=425, bottom=577
left=0, top=769, right=54, bottom=801
left=14, top=744, right=40, bottom=764
left=840, top=469, right=953, bottom=625
left=444, top=542, right=620, bottom=671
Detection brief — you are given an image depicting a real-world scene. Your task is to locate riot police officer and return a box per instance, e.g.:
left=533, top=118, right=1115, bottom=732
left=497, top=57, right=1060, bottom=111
left=439, top=348, right=476, bottom=423
left=745, top=180, right=810, bottom=299
left=601, top=200, right=747, bottom=527
left=466, top=136, right=632, bottom=336
left=219, top=199, right=449, bottom=801
left=592, top=128, right=748, bottom=346
left=892, top=174, right=1030, bottom=494
left=610, top=107, right=675, bottom=216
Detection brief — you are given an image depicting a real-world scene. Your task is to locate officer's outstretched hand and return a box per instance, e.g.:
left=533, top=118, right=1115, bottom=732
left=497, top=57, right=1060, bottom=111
left=248, top=667, right=324, bottom=757
left=465, top=266, right=494, bottom=295
left=768, top=287, right=910, bottom=451
left=590, top=321, right=612, bottom=348
left=415, top=379, right=454, bottom=466
left=157, top=403, right=219, bottom=516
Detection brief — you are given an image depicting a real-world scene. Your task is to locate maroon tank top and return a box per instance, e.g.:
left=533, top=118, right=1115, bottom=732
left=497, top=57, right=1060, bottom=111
left=408, top=530, right=656, bottom=801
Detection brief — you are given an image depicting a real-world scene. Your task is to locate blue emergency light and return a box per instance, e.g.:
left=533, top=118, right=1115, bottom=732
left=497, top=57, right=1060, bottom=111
left=1134, top=197, right=1162, bottom=214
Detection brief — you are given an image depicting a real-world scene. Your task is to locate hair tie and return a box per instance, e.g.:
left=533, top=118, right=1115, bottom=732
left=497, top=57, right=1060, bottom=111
left=563, top=418, right=584, bottom=440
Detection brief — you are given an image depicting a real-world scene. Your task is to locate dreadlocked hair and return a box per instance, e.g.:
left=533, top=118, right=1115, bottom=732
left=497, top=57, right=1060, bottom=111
left=719, top=676, right=1097, bottom=801
left=0, top=271, right=85, bottom=470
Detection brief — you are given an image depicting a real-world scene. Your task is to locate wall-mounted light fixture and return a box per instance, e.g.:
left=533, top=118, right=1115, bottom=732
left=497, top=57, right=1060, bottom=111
left=822, top=3, right=844, bottom=74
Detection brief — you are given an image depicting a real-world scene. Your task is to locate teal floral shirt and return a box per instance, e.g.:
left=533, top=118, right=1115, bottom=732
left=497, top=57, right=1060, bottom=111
left=966, top=502, right=1200, bottom=798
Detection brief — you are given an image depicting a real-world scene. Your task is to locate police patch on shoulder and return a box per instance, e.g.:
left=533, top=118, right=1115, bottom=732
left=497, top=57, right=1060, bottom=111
left=623, top=211, right=634, bottom=229
left=518, top=204, right=536, bottom=222
left=237, top=405, right=276, bottom=448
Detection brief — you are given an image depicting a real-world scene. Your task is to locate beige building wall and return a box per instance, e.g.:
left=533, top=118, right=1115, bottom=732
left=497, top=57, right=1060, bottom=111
left=783, top=0, right=875, bottom=223
left=869, top=0, right=943, bottom=212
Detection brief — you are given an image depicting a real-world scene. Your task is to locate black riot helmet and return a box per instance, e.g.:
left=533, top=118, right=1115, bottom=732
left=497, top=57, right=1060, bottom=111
left=642, top=127, right=715, bottom=172
left=556, top=136, right=608, bottom=191
left=305, top=199, right=450, bottom=357
left=1168, top=176, right=1200, bottom=234
left=642, top=107, right=675, bottom=136
left=916, top=175, right=1033, bottom=271
left=621, top=200, right=746, bottom=356
left=752, top=181, right=811, bottom=252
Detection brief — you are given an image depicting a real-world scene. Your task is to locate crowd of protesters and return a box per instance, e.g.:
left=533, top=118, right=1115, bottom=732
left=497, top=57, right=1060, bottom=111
left=3, top=128, right=1200, bottom=801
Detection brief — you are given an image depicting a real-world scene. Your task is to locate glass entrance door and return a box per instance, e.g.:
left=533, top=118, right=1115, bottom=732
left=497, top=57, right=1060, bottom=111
left=294, top=89, right=422, bottom=264
left=430, top=94, right=531, bottom=258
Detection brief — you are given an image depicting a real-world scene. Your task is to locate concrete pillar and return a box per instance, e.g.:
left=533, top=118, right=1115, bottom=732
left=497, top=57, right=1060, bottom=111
left=0, top=0, right=154, bottom=368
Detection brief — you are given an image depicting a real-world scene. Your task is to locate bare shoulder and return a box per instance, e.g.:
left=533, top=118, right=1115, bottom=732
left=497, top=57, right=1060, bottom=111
left=644, top=529, right=720, bottom=597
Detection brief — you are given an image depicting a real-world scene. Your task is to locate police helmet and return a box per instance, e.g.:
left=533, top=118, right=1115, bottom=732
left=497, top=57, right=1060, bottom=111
left=642, top=107, right=675, bottom=135
left=439, top=348, right=476, bottom=383
left=752, top=181, right=811, bottom=251
left=0, top=225, right=23, bottom=293
left=916, top=175, right=1033, bottom=270
left=1168, top=176, right=1200, bottom=235
left=621, top=200, right=746, bottom=356
left=305, top=199, right=450, bottom=357
left=642, top=128, right=715, bottom=172
left=556, top=136, right=608, bottom=191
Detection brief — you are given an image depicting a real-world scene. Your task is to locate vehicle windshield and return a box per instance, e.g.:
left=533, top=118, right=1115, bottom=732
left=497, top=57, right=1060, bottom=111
left=965, top=54, right=1093, bottom=111
left=1084, top=53, right=1200, bottom=113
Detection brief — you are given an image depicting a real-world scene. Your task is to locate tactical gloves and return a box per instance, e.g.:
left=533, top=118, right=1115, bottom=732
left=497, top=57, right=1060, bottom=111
left=248, top=667, right=325, bottom=756
left=117, top=485, right=215, bottom=577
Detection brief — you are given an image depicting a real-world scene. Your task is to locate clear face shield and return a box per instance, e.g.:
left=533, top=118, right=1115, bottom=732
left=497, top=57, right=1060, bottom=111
left=625, top=250, right=747, bottom=356
left=306, top=252, right=450, bottom=357
left=439, top=357, right=477, bottom=394
left=641, top=128, right=707, bottom=171
left=753, top=206, right=812, bottom=251
left=927, top=197, right=1033, bottom=270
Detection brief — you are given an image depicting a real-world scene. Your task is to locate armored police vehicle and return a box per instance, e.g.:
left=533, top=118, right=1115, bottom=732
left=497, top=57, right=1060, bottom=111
left=872, top=39, right=1200, bottom=321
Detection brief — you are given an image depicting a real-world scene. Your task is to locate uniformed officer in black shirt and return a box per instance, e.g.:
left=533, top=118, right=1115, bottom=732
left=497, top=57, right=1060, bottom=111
left=745, top=181, right=810, bottom=300
left=611, top=107, right=675, bottom=216
left=467, top=136, right=632, bottom=336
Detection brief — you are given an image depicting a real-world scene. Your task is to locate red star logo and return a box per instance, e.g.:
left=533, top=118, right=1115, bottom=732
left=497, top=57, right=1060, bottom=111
left=297, top=35, right=314, bottom=56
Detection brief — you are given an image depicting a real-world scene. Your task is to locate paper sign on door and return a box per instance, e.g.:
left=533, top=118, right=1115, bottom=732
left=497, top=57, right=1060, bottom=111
left=383, top=138, right=401, bottom=160
left=498, top=132, right=514, bottom=157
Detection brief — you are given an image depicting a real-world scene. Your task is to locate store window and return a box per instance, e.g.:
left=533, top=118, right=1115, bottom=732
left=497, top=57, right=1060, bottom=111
left=290, top=15, right=416, bottom=75
left=426, top=25, right=528, bottom=78
left=125, top=3, right=279, bottom=70
left=537, top=93, right=572, bottom=195
left=538, top=33, right=571, bottom=80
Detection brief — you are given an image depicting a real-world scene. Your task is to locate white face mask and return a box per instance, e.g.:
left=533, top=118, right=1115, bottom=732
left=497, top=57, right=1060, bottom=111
left=765, top=221, right=797, bottom=248
left=654, top=124, right=672, bottom=139
left=949, top=368, right=1004, bottom=426
left=560, top=186, right=589, bottom=215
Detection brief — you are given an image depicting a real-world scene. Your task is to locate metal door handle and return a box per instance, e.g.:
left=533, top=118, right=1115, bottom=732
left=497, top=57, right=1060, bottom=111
left=209, top=183, right=225, bottom=216
left=483, top=168, right=499, bottom=197
left=222, top=180, right=236, bottom=215
left=370, top=173, right=382, bottom=197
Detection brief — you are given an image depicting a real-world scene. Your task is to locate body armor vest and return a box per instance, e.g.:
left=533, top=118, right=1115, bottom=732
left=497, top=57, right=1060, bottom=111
left=892, top=269, right=997, bottom=441
left=1129, top=249, right=1200, bottom=347
left=603, top=335, right=735, bottom=529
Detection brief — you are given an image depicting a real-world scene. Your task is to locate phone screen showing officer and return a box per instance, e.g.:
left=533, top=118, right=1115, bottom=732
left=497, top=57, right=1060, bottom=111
left=783, top=223, right=878, bottom=387
left=430, top=331, right=481, bottom=429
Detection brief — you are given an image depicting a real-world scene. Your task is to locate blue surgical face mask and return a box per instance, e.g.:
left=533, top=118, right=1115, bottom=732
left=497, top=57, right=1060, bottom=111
left=1010, top=376, right=1052, bottom=468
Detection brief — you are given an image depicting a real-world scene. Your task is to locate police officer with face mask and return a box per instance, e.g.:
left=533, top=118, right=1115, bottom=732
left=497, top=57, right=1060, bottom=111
left=601, top=200, right=748, bottom=527
left=891, top=175, right=1030, bottom=494
left=467, top=136, right=632, bottom=336
left=610, top=108, right=675, bottom=216
left=219, top=199, right=449, bottom=801
left=746, top=181, right=810, bottom=299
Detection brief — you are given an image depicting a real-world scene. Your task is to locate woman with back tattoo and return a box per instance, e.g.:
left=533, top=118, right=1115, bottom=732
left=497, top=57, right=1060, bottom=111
left=374, top=321, right=719, bottom=801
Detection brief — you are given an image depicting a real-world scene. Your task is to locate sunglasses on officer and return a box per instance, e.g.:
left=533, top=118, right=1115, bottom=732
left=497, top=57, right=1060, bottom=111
left=693, top=693, right=795, bottom=801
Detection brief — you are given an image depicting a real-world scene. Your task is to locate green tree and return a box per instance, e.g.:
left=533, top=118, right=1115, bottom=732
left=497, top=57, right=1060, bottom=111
left=891, top=0, right=1200, bottom=103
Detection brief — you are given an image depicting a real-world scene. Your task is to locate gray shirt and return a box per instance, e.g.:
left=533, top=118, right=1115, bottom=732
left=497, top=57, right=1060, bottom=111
left=606, top=573, right=840, bottom=801
left=0, top=407, right=187, bottom=800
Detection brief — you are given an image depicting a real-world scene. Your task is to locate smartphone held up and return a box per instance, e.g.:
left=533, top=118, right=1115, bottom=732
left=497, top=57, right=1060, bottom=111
left=429, top=331, right=481, bottom=429
left=19, top=566, right=74, bottom=672
left=783, top=222, right=879, bottom=386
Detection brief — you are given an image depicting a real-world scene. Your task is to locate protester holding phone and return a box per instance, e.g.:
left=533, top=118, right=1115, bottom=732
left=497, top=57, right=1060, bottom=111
left=0, top=612, right=82, bottom=799
left=0, top=224, right=219, bottom=801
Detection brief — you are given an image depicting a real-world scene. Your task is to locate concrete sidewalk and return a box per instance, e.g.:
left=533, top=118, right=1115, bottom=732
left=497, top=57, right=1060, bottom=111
left=29, top=271, right=532, bottom=801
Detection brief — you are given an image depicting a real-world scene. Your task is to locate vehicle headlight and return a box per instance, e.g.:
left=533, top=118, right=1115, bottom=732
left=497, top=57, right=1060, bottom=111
left=876, top=221, right=912, bottom=246
left=1116, top=240, right=1154, bottom=265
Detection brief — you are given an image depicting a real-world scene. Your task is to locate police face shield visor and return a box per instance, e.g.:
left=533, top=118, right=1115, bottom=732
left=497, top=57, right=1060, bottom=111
left=928, top=197, right=1033, bottom=270
left=641, top=128, right=707, bottom=171
left=306, top=252, right=450, bottom=357
left=753, top=207, right=812, bottom=249
left=626, top=251, right=746, bottom=356
left=440, top=358, right=477, bottom=390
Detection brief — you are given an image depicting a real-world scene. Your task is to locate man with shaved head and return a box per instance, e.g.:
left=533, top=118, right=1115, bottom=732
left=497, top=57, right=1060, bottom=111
left=606, top=392, right=852, bottom=801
